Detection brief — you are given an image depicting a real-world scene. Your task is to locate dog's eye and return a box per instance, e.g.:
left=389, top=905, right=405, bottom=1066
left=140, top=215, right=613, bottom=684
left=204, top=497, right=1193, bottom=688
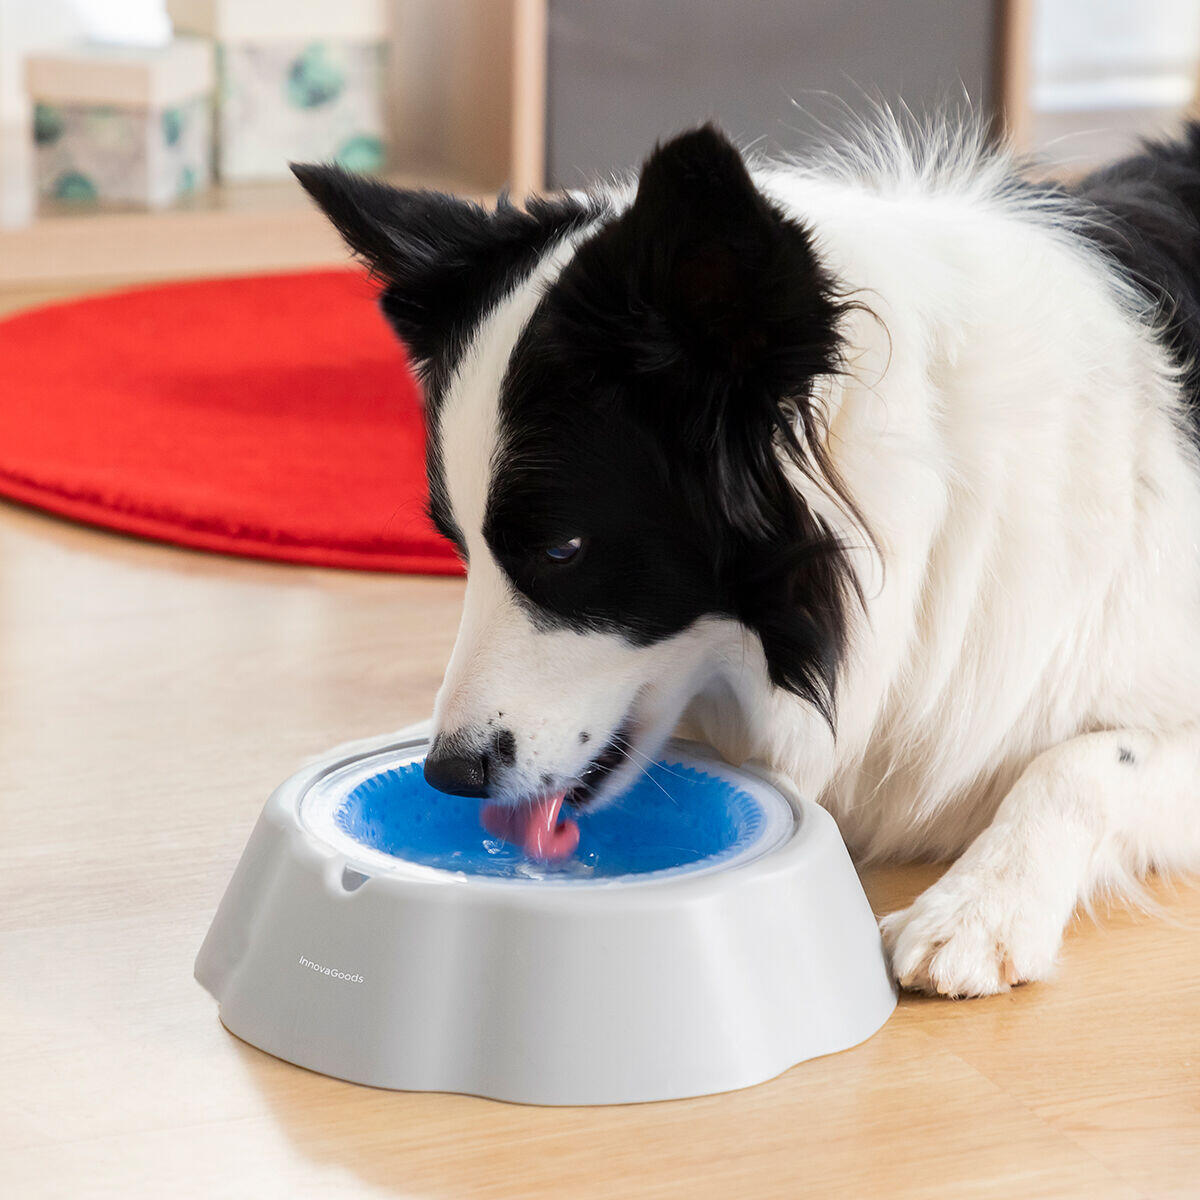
left=544, top=536, right=583, bottom=564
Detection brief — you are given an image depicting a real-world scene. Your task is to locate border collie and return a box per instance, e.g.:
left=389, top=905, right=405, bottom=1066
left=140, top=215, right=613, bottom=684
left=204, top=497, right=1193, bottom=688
left=295, top=118, right=1200, bottom=997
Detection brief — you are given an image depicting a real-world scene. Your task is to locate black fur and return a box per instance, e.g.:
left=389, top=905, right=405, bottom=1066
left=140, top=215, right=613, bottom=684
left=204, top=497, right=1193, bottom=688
left=290, top=164, right=600, bottom=400
left=492, top=727, right=517, bottom=768
left=484, top=126, right=859, bottom=724
left=291, top=163, right=601, bottom=549
left=1073, top=122, right=1200, bottom=409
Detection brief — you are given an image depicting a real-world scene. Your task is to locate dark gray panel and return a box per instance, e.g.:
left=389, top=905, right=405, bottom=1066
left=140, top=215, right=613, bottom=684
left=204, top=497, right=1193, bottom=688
left=546, top=0, right=997, bottom=188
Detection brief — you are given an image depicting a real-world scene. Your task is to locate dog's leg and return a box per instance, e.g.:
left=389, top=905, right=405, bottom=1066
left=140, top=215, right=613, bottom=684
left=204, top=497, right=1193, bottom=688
left=880, top=726, right=1200, bottom=997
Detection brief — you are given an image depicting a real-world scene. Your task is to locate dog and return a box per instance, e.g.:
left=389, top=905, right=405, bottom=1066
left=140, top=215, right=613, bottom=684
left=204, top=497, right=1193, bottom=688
left=295, top=116, right=1200, bottom=997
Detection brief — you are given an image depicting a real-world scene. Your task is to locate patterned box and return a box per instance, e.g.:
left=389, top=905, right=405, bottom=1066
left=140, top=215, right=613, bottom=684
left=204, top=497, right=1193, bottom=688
left=26, top=39, right=214, bottom=210
left=168, top=1, right=389, bottom=181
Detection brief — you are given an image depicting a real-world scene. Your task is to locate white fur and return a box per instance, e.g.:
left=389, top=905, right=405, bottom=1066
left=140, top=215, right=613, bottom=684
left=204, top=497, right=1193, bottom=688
left=432, top=123, right=1200, bottom=996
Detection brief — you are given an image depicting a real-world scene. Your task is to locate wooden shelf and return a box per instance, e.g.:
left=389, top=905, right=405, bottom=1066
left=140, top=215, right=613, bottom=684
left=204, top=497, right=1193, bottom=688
left=0, top=162, right=495, bottom=289
left=0, top=1, right=548, bottom=290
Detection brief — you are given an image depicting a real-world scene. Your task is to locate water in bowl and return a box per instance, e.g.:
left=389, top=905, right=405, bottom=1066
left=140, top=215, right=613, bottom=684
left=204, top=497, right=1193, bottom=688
left=332, top=756, right=774, bottom=881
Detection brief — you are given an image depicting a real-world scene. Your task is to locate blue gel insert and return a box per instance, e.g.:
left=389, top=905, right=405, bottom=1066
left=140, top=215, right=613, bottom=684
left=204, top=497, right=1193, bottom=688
left=335, top=758, right=770, bottom=879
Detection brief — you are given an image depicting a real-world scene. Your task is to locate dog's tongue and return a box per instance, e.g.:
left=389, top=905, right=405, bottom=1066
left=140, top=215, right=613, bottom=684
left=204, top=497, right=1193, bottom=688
left=480, top=792, right=580, bottom=861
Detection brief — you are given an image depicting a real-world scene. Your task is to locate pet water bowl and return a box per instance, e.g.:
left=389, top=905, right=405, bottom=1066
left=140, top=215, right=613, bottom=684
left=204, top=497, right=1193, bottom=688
left=196, top=726, right=896, bottom=1105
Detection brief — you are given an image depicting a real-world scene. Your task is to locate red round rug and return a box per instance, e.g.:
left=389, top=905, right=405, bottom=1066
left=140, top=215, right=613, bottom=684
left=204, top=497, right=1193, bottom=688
left=0, top=269, right=462, bottom=574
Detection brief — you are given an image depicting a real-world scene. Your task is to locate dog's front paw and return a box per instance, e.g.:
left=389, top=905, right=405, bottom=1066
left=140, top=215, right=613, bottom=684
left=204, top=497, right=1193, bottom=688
left=880, top=868, right=1064, bottom=998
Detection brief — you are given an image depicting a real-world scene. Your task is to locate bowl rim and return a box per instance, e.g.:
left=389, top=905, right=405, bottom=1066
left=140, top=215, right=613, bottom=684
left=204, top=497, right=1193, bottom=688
left=272, top=732, right=821, bottom=895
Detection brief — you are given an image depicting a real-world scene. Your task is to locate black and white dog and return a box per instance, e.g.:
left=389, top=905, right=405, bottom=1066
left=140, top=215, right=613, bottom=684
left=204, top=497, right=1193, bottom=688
left=296, top=119, right=1200, bottom=997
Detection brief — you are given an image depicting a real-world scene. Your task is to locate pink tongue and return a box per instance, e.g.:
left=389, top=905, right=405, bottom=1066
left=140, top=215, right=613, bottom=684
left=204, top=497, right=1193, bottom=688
left=480, top=791, right=580, bottom=861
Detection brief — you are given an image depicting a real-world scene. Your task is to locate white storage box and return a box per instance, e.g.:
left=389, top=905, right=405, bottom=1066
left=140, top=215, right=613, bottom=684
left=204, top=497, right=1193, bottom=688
left=27, top=39, right=214, bottom=209
left=169, top=0, right=389, bottom=181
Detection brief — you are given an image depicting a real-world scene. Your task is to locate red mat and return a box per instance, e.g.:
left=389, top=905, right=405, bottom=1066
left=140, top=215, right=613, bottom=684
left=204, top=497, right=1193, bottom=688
left=0, top=270, right=462, bottom=574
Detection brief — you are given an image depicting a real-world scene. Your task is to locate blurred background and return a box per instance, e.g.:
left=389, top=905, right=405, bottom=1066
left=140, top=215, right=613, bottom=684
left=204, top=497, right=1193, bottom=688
left=1, top=0, right=1198, bottom=292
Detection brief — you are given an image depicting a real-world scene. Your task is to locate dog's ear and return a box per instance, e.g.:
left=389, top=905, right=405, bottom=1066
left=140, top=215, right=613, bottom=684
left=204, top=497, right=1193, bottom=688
left=614, top=125, right=840, bottom=391
left=627, top=124, right=820, bottom=381
left=626, top=128, right=856, bottom=724
left=553, top=126, right=843, bottom=537
left=291, top=164, right=592, bottom=396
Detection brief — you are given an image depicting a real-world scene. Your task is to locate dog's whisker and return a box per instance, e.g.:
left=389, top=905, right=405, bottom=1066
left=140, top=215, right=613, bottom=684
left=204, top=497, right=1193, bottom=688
left=615, top=742, right=685, bottom=808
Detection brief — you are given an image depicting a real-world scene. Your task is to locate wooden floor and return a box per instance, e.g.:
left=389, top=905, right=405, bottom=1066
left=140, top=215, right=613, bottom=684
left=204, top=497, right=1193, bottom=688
left=1, top=288, right=1198, bottom=1199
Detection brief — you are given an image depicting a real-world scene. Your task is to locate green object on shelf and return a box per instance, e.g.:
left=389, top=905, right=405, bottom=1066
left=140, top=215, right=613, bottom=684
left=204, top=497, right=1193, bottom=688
left=335, top=134, right=384, bottom=173
left=33, top=103, right=65, bottom=146
left=286, top=43, right=344, bottom=109
left=162, top=106, right=185, bottom=146
left=53, top=171, right=99, bottom=203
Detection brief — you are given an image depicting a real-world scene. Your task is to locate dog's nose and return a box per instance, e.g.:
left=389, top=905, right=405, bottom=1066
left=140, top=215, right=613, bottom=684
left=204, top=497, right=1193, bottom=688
left=424, top=737, right=490, bottom=798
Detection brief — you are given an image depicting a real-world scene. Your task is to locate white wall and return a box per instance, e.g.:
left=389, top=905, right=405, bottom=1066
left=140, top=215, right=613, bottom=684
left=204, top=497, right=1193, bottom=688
left=1032, top=0, right=1200, bottom=168
left=1035, top=0, right=1200, bottom=110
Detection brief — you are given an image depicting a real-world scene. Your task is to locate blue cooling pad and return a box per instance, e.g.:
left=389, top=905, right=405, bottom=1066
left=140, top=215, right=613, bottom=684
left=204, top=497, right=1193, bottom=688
left=334, top=758, right=771, bottom=880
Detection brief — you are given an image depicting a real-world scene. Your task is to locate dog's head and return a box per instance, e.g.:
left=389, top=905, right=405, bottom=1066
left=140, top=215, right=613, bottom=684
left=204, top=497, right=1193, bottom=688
left=296, top=126, right=858, bottom=808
